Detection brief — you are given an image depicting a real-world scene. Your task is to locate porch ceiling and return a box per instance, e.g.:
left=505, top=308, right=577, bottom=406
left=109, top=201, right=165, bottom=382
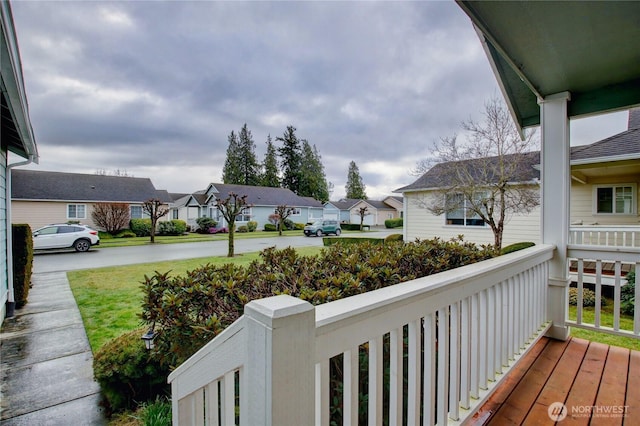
left=457, top=1, right=640, bottom=131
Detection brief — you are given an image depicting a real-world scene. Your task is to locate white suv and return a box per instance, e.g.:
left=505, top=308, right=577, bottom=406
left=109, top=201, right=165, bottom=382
left=33, top=224, right=100, bottom=252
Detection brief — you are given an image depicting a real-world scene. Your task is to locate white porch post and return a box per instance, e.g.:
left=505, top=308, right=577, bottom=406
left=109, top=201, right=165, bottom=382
left=539, top=91, right=571, bottom=340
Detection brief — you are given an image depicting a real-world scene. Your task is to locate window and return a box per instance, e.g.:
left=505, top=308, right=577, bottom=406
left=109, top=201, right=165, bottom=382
left=445, top=193, right=485, bottom=227
left=236, top=207, right=252, bottom=222
left=67, top=204, right=86, bottom=219
left=595, top=185, right=636, bottom=215
left=274, top=207, right=301, bottom=216
left=130, top=205, right=144, bottom=219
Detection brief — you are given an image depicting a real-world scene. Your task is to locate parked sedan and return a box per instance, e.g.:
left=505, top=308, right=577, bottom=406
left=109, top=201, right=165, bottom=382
left=33, top=224, right=100, bottom=252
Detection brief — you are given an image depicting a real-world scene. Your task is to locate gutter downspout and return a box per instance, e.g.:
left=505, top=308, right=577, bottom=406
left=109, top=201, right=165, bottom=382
left=5, top=155, right=35, bottom=317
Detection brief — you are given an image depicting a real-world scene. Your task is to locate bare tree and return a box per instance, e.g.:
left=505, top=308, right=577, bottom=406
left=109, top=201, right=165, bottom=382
left=91, top=203, right=130, bottom=234
left=142, top=199, right=169, bottom=243
left=416, top=97, right=540, bottom=251
left=357, top=206, right=369, bottom=231
left=274, top=205, right=296, bottom=236
left=215, top=192, right=251, bottom=257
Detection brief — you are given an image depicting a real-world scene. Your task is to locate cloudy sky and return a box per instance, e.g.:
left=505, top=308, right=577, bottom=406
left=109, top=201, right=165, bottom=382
left=11, top=1, right=629, bottom=200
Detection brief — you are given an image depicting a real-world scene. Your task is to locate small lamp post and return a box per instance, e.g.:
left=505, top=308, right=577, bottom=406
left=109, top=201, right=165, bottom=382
left=141, top=328, right=156, bottom=350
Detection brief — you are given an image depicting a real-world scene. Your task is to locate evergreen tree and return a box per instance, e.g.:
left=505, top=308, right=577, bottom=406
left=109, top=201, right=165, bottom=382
left=222, top=131, right=242, bottom=184
left=276, top=125, right=302, bottom=194
left=261, top=134, right=280, bottom=187
left=345, top=161, right=368, bottom=199
left=237, top=123, right=260, bottom=186
left=299, top=141, right=330, bottom=202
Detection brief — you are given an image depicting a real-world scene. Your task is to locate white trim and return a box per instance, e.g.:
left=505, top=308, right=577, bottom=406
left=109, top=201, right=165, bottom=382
left=66, top=203, right=87, bottom=220
left=592, top=183, right=637, bottom=216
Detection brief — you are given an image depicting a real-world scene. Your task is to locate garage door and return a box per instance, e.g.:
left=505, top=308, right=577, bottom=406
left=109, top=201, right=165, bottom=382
left=350, top=214, right=374, bottom=226
left=324, top=213, right=338, bottom=220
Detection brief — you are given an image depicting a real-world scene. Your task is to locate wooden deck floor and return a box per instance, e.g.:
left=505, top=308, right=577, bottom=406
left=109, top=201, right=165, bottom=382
left=469, top=337, right=640, bottom=425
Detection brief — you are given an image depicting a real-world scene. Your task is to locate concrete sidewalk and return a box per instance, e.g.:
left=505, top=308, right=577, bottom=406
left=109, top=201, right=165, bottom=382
left=0, top=272, right=107, bottom=425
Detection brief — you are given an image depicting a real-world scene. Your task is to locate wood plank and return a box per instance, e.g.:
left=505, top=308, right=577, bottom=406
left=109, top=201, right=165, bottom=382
left=487, top=339, right=569, bottom=425
left=468, top=337, right=550, bottom=425
left=590, top=345, right=629, bottom=426
left=563, top=341, right=609, bottom=425
left=624, top=350, right=640, bottom=426
left=523, top=338, right=589, bottom=424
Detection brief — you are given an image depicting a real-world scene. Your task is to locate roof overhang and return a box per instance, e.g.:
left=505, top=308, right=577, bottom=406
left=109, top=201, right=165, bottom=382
left=456, top=1, right=640, bottom=133
left=1, top=1, right=38, bottom=161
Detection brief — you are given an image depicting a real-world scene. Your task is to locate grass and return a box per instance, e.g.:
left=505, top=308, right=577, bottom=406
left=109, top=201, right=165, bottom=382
left=68, top=246, right=325, bottom=353
left=568, top=303, right=640, bottom=351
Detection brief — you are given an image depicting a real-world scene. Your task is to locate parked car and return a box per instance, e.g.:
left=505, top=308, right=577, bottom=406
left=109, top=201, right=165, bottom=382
left=33, top=224, right=100, bottom=252
left=304, top=220, right=342, bottom=237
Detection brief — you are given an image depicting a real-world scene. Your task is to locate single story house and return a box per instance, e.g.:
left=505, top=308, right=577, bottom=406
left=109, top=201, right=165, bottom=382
left=11, top=170, right=172, bottom=231
left=323, top=197, right=403, bottom=226
left=171, top=183, right=324, bottom=231
left=396, top=108, right=640, bottom=247
left=2, top=1, right=39, bottom=324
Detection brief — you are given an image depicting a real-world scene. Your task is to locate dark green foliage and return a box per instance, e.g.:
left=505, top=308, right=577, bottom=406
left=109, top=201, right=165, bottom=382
left=140, top=238, right=494, bottom=367
left=157, top=220, right=187, bottom=236
left=384, top=234, right=403, bottom=243
left=12, top=224, right=33, bottom=308
left=195, top=217, right=217, bottom=233
left=247, top=221, right=258, bottom=232
left=93, top=329, right=170, bottom=413
left=500, top=242, right=535, bottom=255
left=261, top=135, right=280, bottom=187
left=264, top=223, right=277, bottom=232
left=135, top=396, right=171, bottom=426
left=622, top=270, right=635, bottom=315
left=277, top=125, right=303, bottom=194
left=130, top=219, right=153, bottom=237
left=299, top=141, right=330, bottom=202
left=323, top=237, right=384, bottom=247
left=345, top=161, right=367, bottom=200
left=237, top=225, right=249, bottom=233
left=384, top=218, right=403, bottom=229
left=116, top=230, right=137, bottom=238
left=222, top=130, right=242, bottom=184
left=341, top=223, right=363, bottom=231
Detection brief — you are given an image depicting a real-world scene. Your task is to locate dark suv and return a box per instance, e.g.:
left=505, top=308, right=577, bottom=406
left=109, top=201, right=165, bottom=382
left=303, top=220, right=342, bottom=237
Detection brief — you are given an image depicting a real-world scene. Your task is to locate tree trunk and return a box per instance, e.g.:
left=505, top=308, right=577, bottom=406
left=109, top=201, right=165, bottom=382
left=227, top=223, right=235, bottom=257
left=150, top=219, right=156, bottom=243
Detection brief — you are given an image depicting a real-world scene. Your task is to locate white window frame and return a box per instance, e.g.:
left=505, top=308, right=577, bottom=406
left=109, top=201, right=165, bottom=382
left=236, top=207, right=252, bottom=222
left=593, top=184, right=637, bottom=215
left=275, top=207, right=301, bottom=216
left=444, top=192, right=486, bottom=227
left=67, top=204, right=86, bottom=220
left=130, top=205, right=144, bottom=219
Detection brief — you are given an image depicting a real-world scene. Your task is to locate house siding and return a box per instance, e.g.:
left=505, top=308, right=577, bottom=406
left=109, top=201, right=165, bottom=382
left=1, top=150, right=7, bottom=320
left=404, top=191, right=541, bottom=246
left=570, top=176, right=640, bottom=226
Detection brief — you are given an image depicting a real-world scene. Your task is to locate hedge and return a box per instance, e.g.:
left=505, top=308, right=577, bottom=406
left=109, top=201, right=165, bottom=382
left=12, top=224, right=33, bottom=308
left=157, top=219, right=187, bottom=236
left=384, top=218, right=403, bottom=229
left=130, top=219, right=152, bottom=237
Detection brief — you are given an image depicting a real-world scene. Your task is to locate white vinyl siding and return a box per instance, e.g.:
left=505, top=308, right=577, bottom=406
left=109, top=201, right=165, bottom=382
left=571, top=180, right=640, bottom=226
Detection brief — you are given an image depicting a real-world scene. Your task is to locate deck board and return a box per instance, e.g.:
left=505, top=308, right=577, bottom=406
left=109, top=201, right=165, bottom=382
left=625, top=350, right=640, bottom=426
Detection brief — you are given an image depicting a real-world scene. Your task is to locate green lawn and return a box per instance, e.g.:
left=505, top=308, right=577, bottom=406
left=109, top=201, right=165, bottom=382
left=568, top=304, right=640, bottom=351
left=68, top=246, right=324, bottom=353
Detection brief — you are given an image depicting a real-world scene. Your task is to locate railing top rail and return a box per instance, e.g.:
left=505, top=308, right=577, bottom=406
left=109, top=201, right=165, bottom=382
left=568, top=244, right=640, bottom=262
left=570, top=225, right=640, bottom=231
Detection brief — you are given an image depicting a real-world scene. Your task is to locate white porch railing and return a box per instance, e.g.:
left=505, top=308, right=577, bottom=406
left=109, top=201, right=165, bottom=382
left=569, top=225, right=640, bottom=248
left=567, top=244, right=640, bottom=338
left=168, top=245, right=554, bottom=425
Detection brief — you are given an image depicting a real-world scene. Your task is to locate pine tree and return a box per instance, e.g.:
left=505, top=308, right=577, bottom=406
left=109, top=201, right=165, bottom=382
left=237, top=123, right=260, bottom=186
left=276, top=125, right=302, bottom=194
left=345, top=161, right=368, bottom=199
left=222, top=131, right=242, bottom=184
left=299, top=141, right=330, bottom=202
left=261, top=134, right=280, bottom=187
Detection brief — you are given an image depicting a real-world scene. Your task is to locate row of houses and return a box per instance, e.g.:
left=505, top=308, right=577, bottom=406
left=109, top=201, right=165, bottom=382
left=10, top=169, right=405, bottom=232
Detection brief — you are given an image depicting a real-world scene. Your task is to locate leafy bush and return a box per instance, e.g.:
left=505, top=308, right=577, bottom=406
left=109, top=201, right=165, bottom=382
left=196, top=217, right=217, bottom=233
left=134, top=396, right=171, bottom=426
left=500, top=242, right=535, bottom=255
left=157, top=220, right=187, bottom=236
left=323, top=237, right=384, bottom=246
left=341, top=223, right=363, bottom=231
left=130, top=219, right=153, bottom=237
left=384, top=234, right=403, bottom=243
left=294, top=223, right=305, bottom=230
left=622, top=270, right=635, bottom=315
left=140, top=237, right=494, bottom=367
left=284, top=218, right=295, bottom=230
left=264, top=223, right=277, bottom=232
left=384, top=218, right=403, bottom=229
left=116, top=230, right=137, bottom=238
left=93, top=329, right=170, bottom=413
left=569, top=288, right=602, bottom=307
left=247, top=221, right=258, bottom=232
left=237, top=225, right=249, bottom=233
left=12, top=224, right=33, bottom=308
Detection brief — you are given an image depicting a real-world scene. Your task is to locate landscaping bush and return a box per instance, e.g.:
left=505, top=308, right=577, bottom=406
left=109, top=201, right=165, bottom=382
left=622, top=270, right=635, bottom=315
left=93, top=329, right=170, bottom=413
left=130, top=219, right=152, bottom=237
left=500, top=242, right=535, bottom=255
left=12, top=224, right=33, bottom=308
left=340, top=223, right=363, bottom=231
left=157, top=219, right=187, bottom=236
left=569, top=288, right=602, bottom=307
left=384, top=233, right=403, bottom=243
left=237, top=225, right=249, bottom=233
left=247, top=221, right=258, bottom=232
left=116, top=230, right=136, bottom=238
left=323, top=237, right=384, bottom=247
left=384, top=218, right=403, bottom=229
left=196, top=217, right=217, bottom=233
left=264, top=223, right=277, bottom=232
left=294, top=223, right=305, bottom=230
left=284, top=218, right=295, bottom=230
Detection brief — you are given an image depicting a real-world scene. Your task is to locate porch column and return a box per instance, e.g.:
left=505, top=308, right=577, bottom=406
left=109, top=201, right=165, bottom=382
left=539, top=91, right=571, bottom=341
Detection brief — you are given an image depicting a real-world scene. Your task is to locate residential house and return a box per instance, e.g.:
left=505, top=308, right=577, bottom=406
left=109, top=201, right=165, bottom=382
left=11, top=170, right=171, bottom=231
left=171, top=183, right=325, bottom=231
left=323, top=197, right=403, bottom=226
left=396, top=110, right=640, bottom=247
left=2, top=1, right=39, bottom=324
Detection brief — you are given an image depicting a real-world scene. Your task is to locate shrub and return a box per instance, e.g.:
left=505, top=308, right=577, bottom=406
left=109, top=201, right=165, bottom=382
left=622, top=270, right=635, bottom=315
left=384, top=218, right=403, bottom=229
left=323, top=237, right=384, bottom=247
left=384, top=234, right=403, bottom=243
left=500, top=242, right=535, bottom=255
left=158, top=220, right=187, bottom=236
left=264, top=223, right=277, bottom=232
left=130, top=219, right=152, bottom=237
left=237, top=225, right=249, bottom=233
left=569, top=288, right=602, bottom=307
left=341, top=223, right=362, bottom=231
left=12, top=224, right=33, bottom=308
left=116, top=230, right=136, bottom=238
left=284, top=218, right=295, bottom=230
left=93, top=329, right=170, bottom=413
left=247, top=221, right=258, bottom=232
left=135, top=396, right=171, bottom=426
left=196, top=217, right=217, bottom=233
left=294, top=223, right=305, bottom=230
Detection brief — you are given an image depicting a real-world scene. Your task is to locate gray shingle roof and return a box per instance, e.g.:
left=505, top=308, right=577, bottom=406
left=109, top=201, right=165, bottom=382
left=206, top=183, right=323, bottom=207
left=570, top=128, right=640, bottom=161
left=12, top=170, right=163, bottom=202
